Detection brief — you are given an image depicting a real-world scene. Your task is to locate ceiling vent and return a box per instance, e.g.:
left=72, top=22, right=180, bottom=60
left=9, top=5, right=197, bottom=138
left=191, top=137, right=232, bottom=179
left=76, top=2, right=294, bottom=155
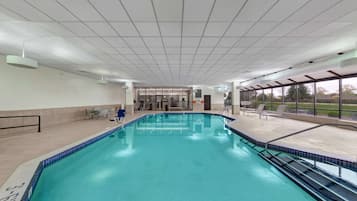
left=6, top=55, right=38, bottom=69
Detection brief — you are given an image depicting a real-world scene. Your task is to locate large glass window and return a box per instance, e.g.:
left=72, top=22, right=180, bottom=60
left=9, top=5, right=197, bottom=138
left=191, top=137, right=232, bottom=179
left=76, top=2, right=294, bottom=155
left=256, top=90, right=264, bottom=107
left=341, top=77, right=357, bottom=120
left=316, top=80, right=339, bottom=118
left=284, top=85, right=297, bottom=113
left=264, top=89, right=273, bottom=110
left=248, top=91, right=257, bottom=108
left=240, top=75, right=357, bottom=121
left=272, top=87, right=283, bottom=111
left=297, top=83, right=314, bottom=115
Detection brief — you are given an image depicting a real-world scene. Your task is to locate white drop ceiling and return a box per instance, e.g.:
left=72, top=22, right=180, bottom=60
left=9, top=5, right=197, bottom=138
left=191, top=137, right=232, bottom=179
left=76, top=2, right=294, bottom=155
left=0, top=0, right=357, bottom=86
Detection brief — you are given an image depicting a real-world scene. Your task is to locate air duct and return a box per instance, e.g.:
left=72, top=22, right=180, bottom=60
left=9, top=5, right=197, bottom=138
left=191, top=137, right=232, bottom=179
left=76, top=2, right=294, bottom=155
left=340, top=57, right=357, bottom=69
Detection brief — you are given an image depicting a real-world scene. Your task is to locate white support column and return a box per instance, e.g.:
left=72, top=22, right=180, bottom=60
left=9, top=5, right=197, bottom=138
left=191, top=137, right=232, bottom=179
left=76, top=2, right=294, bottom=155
left=232, top=81, right=240, bottom=115
left=125, top=82, right=134, bottom=115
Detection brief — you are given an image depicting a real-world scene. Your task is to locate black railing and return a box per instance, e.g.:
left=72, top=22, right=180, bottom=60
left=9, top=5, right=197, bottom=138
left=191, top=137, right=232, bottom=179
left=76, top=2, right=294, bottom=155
left=0, top=115, right=41, bottom=133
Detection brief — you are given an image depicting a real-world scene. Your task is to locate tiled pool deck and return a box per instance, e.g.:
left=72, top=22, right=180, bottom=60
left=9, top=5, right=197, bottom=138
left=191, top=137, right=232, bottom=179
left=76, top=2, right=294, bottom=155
left=0, top=110, right=356, bottom=200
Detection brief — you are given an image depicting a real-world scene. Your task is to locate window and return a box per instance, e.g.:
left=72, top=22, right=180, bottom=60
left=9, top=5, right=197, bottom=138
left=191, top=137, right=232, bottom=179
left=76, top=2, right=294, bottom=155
left=264, top=89, right=273, bottom=110
left=284, top=85, right=297, bottom=113
left=239, top=75, right=357, bottom=122
left=297, top=83, right=314, bottom=115
left=248, top=91, right=256, bottom=108
left=256, top=90, right=264, bottom=107
left=341, top=77, right=357, bottom=120
left=272, top=87, right=283, bottom=111
left=316, top=80, right=339, bottom=118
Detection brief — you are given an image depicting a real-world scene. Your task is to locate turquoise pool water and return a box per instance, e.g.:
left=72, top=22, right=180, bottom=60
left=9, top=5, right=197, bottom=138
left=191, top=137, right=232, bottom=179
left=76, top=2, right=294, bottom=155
left=31, top=113, right=316, bottom=201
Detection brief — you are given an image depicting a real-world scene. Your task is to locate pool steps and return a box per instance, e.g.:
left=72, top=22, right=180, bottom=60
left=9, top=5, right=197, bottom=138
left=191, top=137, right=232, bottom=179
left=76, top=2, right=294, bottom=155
left=238, top=137, right=357, bottom=201
left=259, top=150, right=357, bottom=201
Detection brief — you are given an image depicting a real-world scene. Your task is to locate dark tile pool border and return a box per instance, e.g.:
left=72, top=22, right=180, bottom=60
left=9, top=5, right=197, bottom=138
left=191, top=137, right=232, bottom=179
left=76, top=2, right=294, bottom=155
left=20, top=112, right=356, bottom=201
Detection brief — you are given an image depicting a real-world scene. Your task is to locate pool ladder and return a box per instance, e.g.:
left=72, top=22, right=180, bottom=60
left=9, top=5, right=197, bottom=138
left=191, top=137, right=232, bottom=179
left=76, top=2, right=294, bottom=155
left=257, top=123, right=357, bottom=201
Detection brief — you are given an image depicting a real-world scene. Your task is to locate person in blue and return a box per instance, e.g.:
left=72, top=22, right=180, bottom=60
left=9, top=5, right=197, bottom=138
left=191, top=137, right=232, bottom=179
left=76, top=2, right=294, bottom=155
left=116, top=108, right=126, bottom=123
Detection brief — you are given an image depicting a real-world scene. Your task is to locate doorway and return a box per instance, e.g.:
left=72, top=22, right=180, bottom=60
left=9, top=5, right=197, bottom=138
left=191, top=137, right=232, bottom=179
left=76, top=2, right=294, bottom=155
left=204, top=95, right=211, bottom=110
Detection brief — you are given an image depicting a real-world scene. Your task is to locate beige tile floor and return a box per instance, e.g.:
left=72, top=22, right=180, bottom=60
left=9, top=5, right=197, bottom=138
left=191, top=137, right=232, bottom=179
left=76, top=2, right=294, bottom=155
left=0, top=111, right=156, bottom=186
left=229, top=113, right=357, bottom=162
left=0, top=110, right=356, bottom=187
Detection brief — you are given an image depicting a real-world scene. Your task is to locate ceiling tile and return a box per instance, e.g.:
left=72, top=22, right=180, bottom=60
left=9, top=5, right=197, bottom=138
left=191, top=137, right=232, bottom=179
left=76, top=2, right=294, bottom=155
left=197, top=47, right=213, bottom=54
left=246, top=22, right=278, bottom=36
left=308, top=22, right=352, bottom=37
left=261, top=0, right=308, bottom=22
left=210, top=0, right=246, bottom=21
left=183, top=22, right=205, bottom=36
left=312, top=0, right=357, bottom=22
left=27, top=0, right=77, bottom=21
left=225, top=22, right=254, bottom=36
left=88, top=0, right=129, bottom=21
left=159, top=22, right=181, bottom=36
left=84, top=37, right=111, bottom=48
left=62, top=22, right=96, bottom=36
left=287, top=21, right=327, bottom=36
left=111, top=22, right=138, bottom=36
left=143, top=37, right=163, bottom=47
left=149, top=47, right=165, bottom=54
left=121, top=0, right=155, bottom=21
left=286, top=0, right=340, bottom=22
left=0, top=0, right=52, bottom=21
left=86, top=22, right=117, bottom=36
left=135, top=22, right=160, bottom=36
left=218, top=37, right=239, bottom=47
left=228, top=47, right=244, bottom=54
left=163, top=37, right=181, bottom=47
left=123, top=37, right=146, bottom=47
left=204, top=22, right=230, bottom=36
left=266, top=22, right=302, bottom=37
left=184, top=0, right=214, bottom=21
left=236, top=37, right=260, bottom=47
left=103, top=37, right=127, bottom=47
left=200, top=37, right=220, bottom=47
left=252, top=37, right=278, bottom=47
left=57, top=0, right=103, bottom=21
left=182, top=37, right=200, bottom=47
left=237, top=0, right=277, bottom=21
left=153, top=0, right=182, bottom=21
left=182, top=48, right=196, bottom=54
left=0, top=6, right=25, bottom=20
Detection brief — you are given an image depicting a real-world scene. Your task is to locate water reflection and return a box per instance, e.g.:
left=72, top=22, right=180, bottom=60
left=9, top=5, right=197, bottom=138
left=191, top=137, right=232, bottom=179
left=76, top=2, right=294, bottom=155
left=252, top=166, right=281, bottom=183
left=113, top=126, right=136, bottom=158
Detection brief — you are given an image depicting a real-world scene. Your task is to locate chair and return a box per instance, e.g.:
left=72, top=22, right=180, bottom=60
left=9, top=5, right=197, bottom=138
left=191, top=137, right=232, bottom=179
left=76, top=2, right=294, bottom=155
left=115, top=109, right=126, bottom=123
left=262, top=104, right=287, bottom=119
left=244, top=104, right=265, bottom=119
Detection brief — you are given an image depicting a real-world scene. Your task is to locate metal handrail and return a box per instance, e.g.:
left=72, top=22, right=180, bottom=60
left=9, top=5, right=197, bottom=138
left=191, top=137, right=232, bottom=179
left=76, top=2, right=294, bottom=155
left=0, top=115, right=41, bottom=133
left=264, top=123, right=357, bottom=150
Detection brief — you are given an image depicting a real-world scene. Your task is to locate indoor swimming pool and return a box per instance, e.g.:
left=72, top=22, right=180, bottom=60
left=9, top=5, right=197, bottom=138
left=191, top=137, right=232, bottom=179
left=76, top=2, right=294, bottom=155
left=30, top=113, right=316, bottom=201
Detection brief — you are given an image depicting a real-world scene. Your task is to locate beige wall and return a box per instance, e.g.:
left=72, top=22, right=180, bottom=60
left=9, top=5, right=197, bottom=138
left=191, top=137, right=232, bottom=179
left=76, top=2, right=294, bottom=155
left=0, top=55, right=125, bottom=135
left=0, top=55, right=124, bottom=110
left=193, top=86, right=224, bottom=111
